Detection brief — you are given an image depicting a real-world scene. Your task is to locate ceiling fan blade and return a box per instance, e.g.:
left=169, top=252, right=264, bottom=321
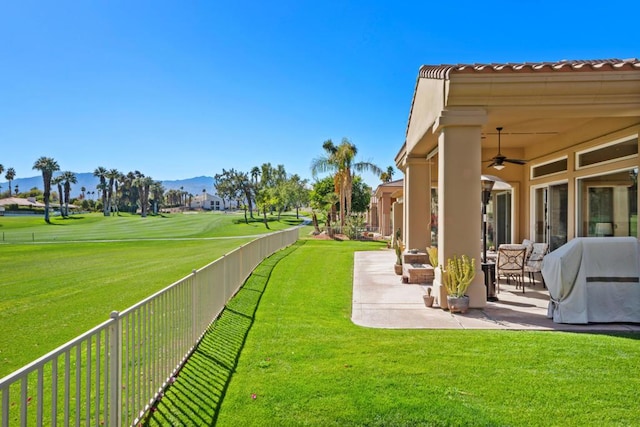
left=504, top=158, right=527, bottom=165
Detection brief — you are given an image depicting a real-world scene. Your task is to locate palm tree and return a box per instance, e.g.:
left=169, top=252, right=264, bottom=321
left=52, top=175, right=64, bottom=216
left=311, top=138, right=382, bottom=226
left=80, top=186, right=86, bottom=200
left=106, top=168, right=120, bottom=215
left=132, top=175, right=153, bottom=217
left=61, top=171, right=77, bottom=217
left=93, top=167, right=108, bottom=216
left=5, top=167, right=16, bottom=198
left=250, top=166, right=261, bottom=184
left=33, top=156, right=60, bottom=223
left=150, top=181, right=165, bottom=215
left=113, top=172, right=125, bottom=215
left=380, top=165, right=395, bottom=183
left=122, top=171, right=140, bottom=213
left=0, top=164, right=4, bottom=197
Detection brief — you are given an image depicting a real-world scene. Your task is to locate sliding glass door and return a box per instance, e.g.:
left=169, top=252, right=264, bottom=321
left=533, top=183, right=568, bottom=251
left=494, top=192, right=511, bottom=247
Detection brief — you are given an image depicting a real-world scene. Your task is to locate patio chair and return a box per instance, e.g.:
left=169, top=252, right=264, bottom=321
left=521, top=238, right=534, bottom=261
left=524, top=242, right=549, bottom=288
left=496, top=244, right=527, bottom=293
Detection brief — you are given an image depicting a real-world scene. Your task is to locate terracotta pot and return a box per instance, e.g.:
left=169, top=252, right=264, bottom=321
left=446, top=295, right=470, bottom=313
left=394, top=264, right=403, bottom=275
left=423, top=295, right=435, bottom=307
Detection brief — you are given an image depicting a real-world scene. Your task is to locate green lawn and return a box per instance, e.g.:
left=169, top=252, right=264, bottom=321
left=0, top=211, right=304, bottom=377
left=0, top=211, right=301, bottom=242
left=145, top=239, right=640, bottom=427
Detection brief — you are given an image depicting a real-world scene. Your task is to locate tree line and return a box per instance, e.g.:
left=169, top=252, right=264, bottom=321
left=213, top=163, right=309, bottom=229
left=1, top=157, right=168, bottom=223
left=5, top=138, right=392, bottom=229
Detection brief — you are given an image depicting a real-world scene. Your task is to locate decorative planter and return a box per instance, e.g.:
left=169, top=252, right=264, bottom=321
left=446, top=295, right=470, bottom=314
left=423, top=295, right=435, bottom=307
left=394, top=264, right=403, bottom=275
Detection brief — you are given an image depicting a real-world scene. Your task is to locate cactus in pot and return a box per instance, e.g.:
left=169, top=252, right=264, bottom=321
left=442, top=255, right=476, bottom=297
left=393, top=228, right=404, bottom=274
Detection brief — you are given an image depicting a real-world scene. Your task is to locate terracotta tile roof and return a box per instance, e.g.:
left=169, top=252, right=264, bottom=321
left=419, top=58, right=640, bottom=79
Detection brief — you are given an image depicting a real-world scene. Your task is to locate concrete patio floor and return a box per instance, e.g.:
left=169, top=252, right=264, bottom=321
left=352, top=249, right=640, bottom=332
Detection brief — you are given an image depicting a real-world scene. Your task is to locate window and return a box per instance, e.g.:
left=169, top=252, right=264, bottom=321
left=577, top=136, right=638, bottom=168
left=532, top=157, right=568, bottom=179
left=577, top=168, right=637, bottom=237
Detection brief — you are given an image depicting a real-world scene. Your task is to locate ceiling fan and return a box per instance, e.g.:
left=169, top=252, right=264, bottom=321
left=485, top=127, right=527, bottom=170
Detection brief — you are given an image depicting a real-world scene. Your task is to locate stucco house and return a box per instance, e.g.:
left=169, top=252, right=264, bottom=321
left=395, top=58, right=640, bottom=308
left=368, top=179, right=403, bottom=237
left=190, top=192, right=224, bottom=210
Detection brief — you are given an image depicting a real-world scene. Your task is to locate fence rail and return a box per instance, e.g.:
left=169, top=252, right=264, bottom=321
left=0, top=227, right=299, bottom=426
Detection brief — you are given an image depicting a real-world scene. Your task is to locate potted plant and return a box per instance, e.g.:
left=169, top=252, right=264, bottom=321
left=442, top=255, right=476, bottom=313
left=423, top=287, right=435, bottom=307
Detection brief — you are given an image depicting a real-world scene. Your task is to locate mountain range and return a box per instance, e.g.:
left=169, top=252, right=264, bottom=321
left=0, top=174, right=216, bottom=198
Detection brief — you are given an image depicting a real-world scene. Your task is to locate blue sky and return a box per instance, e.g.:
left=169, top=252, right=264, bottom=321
left=0, top=0, right=637, bottom=188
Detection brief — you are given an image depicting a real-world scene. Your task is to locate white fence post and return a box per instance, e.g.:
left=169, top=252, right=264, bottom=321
left=109, top=311, right=122, bottom=427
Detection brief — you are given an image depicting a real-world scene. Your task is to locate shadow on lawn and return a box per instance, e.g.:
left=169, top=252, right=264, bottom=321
left=141, top=240, right=305, bottom=426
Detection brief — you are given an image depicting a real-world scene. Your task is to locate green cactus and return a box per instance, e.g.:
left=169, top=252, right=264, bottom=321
left=394, top=228, right=404, bottom=265
left=426, top=246, right=438, bottom=267
left=394, top=239, right=405, bottom=265
left=442, top=255, right=476, bottom=297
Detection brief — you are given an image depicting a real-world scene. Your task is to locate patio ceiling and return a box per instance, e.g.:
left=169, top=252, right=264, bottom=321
left=399, top=58, right=640, bottom=162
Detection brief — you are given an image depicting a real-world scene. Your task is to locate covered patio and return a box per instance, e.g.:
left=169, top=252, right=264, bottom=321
left=395, top=58, right=640, bottom=311
left=352, top=249, right=640, bottom=332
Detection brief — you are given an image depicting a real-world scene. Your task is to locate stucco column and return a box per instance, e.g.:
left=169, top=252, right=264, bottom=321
left=403, top=157, right=431, bottom=251
left=435, top=109, right=487, bottom=308
left=380, top=193, right=392, bottom=236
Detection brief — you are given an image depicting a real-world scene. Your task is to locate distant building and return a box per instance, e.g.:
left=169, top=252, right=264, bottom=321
left=190, top=193, right=224, bottom=210
left=368, top=179, right=403, bottom=237
left=0, top=197, right=47, bottom=208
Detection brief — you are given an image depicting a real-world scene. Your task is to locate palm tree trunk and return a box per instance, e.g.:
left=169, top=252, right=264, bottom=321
left=312, top=211, right=320, bottom=234
left=44, top=199, right=50, bottom=223
left=345, top=173, right=353, bottom=219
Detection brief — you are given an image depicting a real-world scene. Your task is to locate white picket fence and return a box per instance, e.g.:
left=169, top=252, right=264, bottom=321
left=0, top=227, right=299, bottom=426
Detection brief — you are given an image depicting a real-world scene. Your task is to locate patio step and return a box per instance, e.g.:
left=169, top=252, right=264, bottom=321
left=403, top=263, right=434, bottom=284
